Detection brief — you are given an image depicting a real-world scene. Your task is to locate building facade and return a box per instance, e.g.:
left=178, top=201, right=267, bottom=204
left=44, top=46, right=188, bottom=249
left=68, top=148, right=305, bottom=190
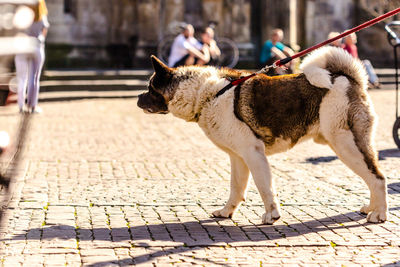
left=45, top=0, right=399, bottom=68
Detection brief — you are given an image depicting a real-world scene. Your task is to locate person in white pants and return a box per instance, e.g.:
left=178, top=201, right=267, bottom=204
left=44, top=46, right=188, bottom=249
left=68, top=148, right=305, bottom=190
left=15, top=0, right=49, bottom=113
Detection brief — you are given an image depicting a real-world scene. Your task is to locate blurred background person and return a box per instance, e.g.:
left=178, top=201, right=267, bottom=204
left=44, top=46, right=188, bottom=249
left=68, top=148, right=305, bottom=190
left=342, top=33, right=358, bottom=58
left=14, top=0, right=49, bottom=113
left=168, top=24, right=209, bottom=67
left=342, top=33, right=380, bottom=88
left=259, top=28, right=294, bottom=75
left=328, top=32, right=342, bottom=47
left=199, top=27, right=221, bottom=66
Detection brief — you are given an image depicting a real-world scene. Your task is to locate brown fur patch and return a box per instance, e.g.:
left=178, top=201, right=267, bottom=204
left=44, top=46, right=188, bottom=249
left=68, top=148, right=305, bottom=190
left=235, top=73, right=329, bottom=146
left=345, top=81, right=385, bottom=180
left=233, top=84, right=244, bottom=122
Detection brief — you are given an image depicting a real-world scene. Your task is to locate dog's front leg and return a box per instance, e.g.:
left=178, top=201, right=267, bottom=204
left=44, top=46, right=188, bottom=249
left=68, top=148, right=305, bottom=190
left=242, top=142, right=281, bottom=224
left=213, top=153, right=250, bottom=218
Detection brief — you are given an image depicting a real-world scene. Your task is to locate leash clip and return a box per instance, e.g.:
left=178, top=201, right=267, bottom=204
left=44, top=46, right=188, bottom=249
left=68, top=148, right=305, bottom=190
left=257, top=65, right=272, bottom=74
left=272, top=62, right=278, bottom=69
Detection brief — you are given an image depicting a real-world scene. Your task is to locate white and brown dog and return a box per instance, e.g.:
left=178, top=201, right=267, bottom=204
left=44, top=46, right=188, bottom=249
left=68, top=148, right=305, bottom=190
left=137, top=46, right=388, bottom=224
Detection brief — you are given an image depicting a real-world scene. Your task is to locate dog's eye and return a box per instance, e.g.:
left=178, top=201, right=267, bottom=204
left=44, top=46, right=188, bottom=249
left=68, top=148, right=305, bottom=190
left=149, top=84, right=163, bottom=98
left=149, top=87, right=156, bottom=95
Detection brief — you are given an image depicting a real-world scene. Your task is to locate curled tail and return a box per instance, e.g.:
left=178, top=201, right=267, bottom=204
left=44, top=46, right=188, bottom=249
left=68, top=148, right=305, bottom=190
left=300, top=46, right=368, bottom=90
left=307, top=47, right=383, bottom=182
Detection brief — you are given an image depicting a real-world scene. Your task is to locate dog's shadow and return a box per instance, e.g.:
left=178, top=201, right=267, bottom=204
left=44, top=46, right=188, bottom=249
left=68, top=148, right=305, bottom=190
left=389, top=182, right=400, bottom=194
left=5, top=211, right=386, bottom=266
left=383, top=261, right=400, bottom=267
left=305, top=155, right=338, bottom=164
left=305, top=148, right=400, bottom=165
left=379, top=148, right=400, bottom=160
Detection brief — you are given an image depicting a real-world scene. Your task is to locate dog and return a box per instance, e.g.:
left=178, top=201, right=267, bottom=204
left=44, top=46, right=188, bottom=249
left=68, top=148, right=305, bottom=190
left=137, top=46, right=388, bottom=224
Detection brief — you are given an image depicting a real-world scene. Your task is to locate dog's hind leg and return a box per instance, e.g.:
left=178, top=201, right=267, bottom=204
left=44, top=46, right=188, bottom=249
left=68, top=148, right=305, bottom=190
left=326, top=129, right=387, bottom=223
left=212, top=153, right=250, bottom=218
left=320, top=75, right=387, bottom=222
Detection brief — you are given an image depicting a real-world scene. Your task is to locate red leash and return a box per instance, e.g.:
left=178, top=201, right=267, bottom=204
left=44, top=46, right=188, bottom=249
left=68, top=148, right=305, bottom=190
left=216, top=6, right=400, bottom=94
left=275, top=6, right=400, bottom=68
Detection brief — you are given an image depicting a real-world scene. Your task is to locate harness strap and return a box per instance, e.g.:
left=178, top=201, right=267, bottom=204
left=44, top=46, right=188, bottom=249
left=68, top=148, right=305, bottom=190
left=215, top=81, right=236, bottom=98
left=215, top=73, right=259, bottom=98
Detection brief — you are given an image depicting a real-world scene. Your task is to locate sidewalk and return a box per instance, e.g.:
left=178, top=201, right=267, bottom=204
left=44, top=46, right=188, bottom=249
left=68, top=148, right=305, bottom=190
left=0, top=88, right=399, bottom=266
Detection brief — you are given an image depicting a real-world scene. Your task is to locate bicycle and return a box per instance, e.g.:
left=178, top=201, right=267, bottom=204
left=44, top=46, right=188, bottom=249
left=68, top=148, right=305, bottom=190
left=157, top=21, right=239, bottom=68
left=385, top=21, right=400, bottom=149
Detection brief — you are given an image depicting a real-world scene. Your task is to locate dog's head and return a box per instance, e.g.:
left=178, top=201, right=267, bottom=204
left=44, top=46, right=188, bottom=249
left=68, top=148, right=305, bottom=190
left=137, top=56, right=177, bottom=114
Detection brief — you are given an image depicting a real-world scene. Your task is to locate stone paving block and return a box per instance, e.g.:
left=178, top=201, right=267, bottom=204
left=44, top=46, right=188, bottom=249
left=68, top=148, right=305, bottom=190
left=0, top=90, right=400, bottom=265
left=81, top=255, right=119, bottom=266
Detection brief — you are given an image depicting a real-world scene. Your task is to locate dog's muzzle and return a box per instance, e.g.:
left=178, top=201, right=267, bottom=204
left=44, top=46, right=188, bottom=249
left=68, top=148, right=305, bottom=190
left=137, top=92, right=169, bottom=114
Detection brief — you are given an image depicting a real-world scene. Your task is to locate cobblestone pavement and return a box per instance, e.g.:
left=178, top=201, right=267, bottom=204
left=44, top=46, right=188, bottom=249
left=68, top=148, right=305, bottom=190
left=0, top=89, right=399, bottom=266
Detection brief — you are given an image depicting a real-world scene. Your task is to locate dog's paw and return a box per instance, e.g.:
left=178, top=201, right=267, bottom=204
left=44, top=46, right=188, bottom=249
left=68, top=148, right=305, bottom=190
left=366, top=209, right=387, bottom=223
left=212, top=207, right=234, bottom=218
left=262, top=207, right=281, bottom=225
left=361, top=204, right=387, bottom=223
left=360, top=204, right=372, bottom=215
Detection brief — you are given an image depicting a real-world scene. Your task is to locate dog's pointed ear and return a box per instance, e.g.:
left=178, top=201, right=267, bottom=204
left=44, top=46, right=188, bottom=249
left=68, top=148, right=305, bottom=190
left=151, top=55, right=172, bottom=74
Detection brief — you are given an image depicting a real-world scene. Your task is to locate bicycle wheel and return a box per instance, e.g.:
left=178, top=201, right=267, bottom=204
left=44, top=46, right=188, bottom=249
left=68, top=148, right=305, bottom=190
left=157, top=36, right=175, bottom=65
left=215, top=37, right=239, bottom=68
left=393, top=116, right=400, bottom=149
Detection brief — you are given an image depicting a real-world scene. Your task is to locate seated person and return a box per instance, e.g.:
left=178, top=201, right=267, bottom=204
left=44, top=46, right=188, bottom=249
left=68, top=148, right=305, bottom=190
left=199, top=27, right=221, bottom=65
left=259, top=28, right=294, bottom=74
left=342, top=33, right=380, bottom=88
left=168, top=24, right=210, bottom=67
left=328, top=32, right=342, bottom=47
left=342, top=33, right=358, bottom=58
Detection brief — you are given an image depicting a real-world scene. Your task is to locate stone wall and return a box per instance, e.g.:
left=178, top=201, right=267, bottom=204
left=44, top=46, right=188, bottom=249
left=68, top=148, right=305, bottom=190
left=305, top=0, right=354, bottom=45
left=46, top=0, right=139, bottom=68
left=45, top=0, right=398, bottom=68
left=354, top=1, right=400, bottom=67
left=47, top=0, right=138, bottom=45
left=45, top=0, right=254, bottom=68
left=304, top=0, right=398, bottom=67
